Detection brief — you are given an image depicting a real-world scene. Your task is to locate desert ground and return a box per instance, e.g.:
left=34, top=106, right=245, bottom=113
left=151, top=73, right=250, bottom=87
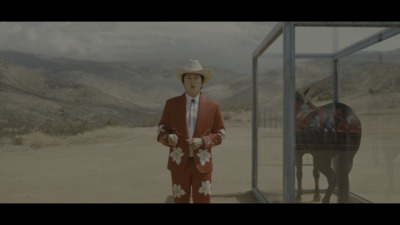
left=1, top=92, right=400, bottom=203
left=0, top=116, right=257, bottom=203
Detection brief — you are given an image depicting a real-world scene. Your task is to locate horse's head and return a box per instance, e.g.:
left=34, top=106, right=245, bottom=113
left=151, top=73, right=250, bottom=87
left=296, top=87, right=312, bottom=114
left=296, top=87, right=309, bottom=103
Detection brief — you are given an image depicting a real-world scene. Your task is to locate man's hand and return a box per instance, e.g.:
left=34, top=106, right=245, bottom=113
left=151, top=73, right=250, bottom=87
left=187, top=138, right=204, bottom=151
left=168, top=134, right=178, bottom=147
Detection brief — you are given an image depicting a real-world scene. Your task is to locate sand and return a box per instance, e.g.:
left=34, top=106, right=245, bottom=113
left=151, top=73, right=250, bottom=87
left=0, top=120, right=257, bottom=203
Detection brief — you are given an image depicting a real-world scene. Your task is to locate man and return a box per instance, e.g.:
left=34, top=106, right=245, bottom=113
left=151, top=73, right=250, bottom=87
left=157, top=59, right=225, bottom=203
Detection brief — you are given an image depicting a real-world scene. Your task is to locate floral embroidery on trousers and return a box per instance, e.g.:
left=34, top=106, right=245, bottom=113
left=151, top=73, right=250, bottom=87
left=198, top=180, right=212, bottom=196
left=172, top=184, right=186, bottom=198
left=170, top=158, right=212, bottom=203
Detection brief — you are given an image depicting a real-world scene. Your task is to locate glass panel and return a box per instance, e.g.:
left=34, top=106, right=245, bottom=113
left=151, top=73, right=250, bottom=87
left=293, top=26, right=400, bottom=203
left=339, top=32, right=400, bottom=203
left=256, top=35, right=284, bottom=203
left=254, top=24, right=399, bottom=203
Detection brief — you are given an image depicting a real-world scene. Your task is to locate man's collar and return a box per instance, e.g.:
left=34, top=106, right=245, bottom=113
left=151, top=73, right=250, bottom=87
left=185, top=92, right=200, bottom=103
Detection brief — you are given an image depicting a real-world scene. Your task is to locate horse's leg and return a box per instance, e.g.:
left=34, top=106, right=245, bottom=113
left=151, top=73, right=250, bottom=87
left=315, top=155, right=337, bottom=203
left=295, top=151, right=304, bottom=202
left=312, top=155, right=321, bottom=202
left=337, top=151, right=356, bottom=203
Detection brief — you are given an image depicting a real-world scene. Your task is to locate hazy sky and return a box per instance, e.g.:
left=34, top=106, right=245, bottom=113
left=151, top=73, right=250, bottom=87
left=0, top=22, right=398, bottom=73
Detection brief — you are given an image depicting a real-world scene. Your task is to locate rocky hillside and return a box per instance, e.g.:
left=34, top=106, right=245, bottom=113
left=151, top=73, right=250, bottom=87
left=0, top=50, right=246, bottom=111
left=0, top=58, right=157, bottom=137
left=215, top=56, right=400, bottom=120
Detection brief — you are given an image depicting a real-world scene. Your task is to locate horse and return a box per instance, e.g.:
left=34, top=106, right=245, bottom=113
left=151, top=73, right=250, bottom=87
left=295, top=88, right=362, bottom=203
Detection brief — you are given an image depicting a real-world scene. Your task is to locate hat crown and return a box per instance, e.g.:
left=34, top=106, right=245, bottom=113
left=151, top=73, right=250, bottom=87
left=183, top=59, right=203, bottom=72
left=174, top=59, right=213, bottom=83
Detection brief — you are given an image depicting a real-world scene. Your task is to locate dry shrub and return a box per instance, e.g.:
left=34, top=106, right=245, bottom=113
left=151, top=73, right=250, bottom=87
left=222, top=111, right=234, bottom=120
left=104, top=118, right=119, bottom=127
left=0, top=137, right=13, bottom=145
left=22, top=132, right=65, bottom=148
left=0, top=135, right=23, bottom=145
left=139, top=116, right=160, bottom=127
left=3, top=125, right=133, bottom=149
left=39, top=120, right=90, bottom=136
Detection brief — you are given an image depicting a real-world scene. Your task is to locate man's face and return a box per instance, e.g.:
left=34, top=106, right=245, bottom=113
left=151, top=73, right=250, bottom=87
left=183, top=73, right=203, bottom=97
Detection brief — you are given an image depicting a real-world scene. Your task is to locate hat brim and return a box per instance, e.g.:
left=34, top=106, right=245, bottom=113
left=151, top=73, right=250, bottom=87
left=174, top=67, right=213, bottom=84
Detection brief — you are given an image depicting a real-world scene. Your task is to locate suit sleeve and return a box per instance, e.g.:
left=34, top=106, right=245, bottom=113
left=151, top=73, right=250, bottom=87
left=201, top=103, right=225, bottom=150
left=157, top=100, right=171, bottom=147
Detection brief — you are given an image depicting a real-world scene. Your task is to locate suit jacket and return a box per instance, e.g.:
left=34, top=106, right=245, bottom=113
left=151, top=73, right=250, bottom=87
left=157, top=93, right=225, bottom=173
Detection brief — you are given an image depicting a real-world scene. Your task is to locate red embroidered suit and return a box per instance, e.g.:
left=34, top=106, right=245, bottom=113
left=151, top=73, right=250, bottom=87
left=157, top=93, right=225, bottom=173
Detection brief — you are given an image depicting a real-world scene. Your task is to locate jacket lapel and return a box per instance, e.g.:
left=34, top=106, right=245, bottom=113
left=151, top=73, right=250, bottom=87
left=193, top=93, right=206, bottom=138
left=178, top=93, right=189, bottom=140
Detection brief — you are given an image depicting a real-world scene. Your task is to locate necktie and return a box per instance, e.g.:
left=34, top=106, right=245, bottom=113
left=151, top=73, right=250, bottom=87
left=188, top=98, right=196, bottom=157
left=188, top=99, right=196, bottom=138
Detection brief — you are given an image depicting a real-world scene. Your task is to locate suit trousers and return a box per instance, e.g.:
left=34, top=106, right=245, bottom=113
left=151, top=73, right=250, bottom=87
left=170, top=157, right=212, bottom=203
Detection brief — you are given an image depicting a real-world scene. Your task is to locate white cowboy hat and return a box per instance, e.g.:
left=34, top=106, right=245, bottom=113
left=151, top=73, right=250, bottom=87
left=174, top=59, right=213, bottom=84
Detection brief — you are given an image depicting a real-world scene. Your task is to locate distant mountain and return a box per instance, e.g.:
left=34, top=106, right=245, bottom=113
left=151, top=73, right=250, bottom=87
left=212, top=53, right=400, bottom=114
left=0, top=50, right=251, bottom=136
left=0, top=57, right=158, bottom=137
left=305, top=60, right=400, bottom=102
left=342, top=48, right=400, bottom=64
left=205, top=58, right=335, bottom=111
left=0, top=50, right=247, bottom=112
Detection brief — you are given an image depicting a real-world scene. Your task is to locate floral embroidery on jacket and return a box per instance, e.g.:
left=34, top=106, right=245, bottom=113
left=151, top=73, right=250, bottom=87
left=173, top=184, right=186, bottom=198
left=170, top=147, right=184, bottom=165
left=198, top=180, right=212, bottom=196
left=218, top=129, right=226, bottom=140
left=197, top=149, right=211, bottom=166
left=157, top=124, right=165, bottom=136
